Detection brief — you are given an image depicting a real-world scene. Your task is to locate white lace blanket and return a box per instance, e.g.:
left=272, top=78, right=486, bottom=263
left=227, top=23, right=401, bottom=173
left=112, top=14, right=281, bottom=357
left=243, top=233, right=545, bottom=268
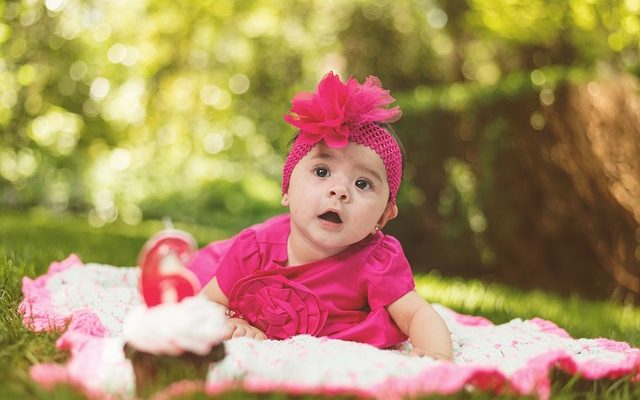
left=19, top=255, right=640, bottom=399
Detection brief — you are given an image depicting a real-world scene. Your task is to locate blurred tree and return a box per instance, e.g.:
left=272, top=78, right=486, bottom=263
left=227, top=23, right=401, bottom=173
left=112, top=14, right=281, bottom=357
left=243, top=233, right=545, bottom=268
left=0, top=0, right=343, bottom=229
left=1, top=0, right=639, bottom=299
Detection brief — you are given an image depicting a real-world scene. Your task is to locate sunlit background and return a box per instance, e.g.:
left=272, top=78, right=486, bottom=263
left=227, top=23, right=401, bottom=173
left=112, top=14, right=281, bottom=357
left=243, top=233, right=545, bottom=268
left=2, top=0, right=640, bottom=301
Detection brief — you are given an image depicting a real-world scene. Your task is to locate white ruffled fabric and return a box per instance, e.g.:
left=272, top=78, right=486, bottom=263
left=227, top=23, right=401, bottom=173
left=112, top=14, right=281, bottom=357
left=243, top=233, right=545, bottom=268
left=19, top=255, right=640, bottom=400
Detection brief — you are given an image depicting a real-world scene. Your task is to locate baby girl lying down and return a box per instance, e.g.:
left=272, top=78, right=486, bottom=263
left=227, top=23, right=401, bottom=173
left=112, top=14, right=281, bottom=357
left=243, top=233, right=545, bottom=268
left=190, top=72, right=452, bottom=360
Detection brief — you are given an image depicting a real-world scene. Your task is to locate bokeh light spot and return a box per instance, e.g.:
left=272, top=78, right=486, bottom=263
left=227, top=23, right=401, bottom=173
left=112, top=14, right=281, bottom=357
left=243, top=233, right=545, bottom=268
left=109, top=148, right=131, bottom=171
left=203, top=132, right=226, bottom=154
left=121, top=203, right=143, bottom=225
left=90, top=77, right=110, bottom=100
left=0, top=24, right=11, bottom=44
left=45, top=0, right=66, bottom=13
left=69, top=61, right=88, bottom=81
left=540, top=88, right=555, bottom=105
left=427, top=8, right=448, bottom=29
left=229, top=74, right=250, bottom=95
left=587, top=81, right=601, bottom=97
left=530, top=112, right=546, bottom=130
left=200, top=84, right=221, bottom=106
left=530, top=69, right=546, bottom=86
left=108, top=43, right=127, bottom=64
left=17, top=64, right=37, bottom=86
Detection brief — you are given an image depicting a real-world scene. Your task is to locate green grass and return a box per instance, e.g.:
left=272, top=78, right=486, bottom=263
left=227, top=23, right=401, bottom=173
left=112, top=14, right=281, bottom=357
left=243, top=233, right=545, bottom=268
left=1, top=209, right=638, bottom=399
left=416, top=275, right=640, bottom=346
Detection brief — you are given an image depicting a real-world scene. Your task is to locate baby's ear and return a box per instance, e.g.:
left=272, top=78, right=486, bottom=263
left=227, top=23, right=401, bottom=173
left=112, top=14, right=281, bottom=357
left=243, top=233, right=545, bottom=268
left=377, top=203, right=398, bottom=230
left=280, top=193, right=289, bottom=207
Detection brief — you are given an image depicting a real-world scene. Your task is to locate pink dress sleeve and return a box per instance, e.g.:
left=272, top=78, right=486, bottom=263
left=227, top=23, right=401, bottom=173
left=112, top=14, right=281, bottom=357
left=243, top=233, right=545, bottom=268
left=187, top=237, right=234, bottom=287
left=187, top=229, right=261, bottom=294
left=215, top=229, right=262, bottom=297
left=359, top=235, right=415, bottom=309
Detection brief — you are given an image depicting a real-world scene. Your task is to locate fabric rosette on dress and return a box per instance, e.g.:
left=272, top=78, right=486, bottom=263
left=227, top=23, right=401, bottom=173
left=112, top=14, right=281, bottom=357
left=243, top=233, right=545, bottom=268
left=228, top=272, right=329, bottom=340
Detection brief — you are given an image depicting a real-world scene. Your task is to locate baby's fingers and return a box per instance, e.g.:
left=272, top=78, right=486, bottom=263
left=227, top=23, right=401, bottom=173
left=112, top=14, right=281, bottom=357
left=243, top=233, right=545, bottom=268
left=223, top=323, right=235, bottom=340
left=231, top=325, right=247, bottom=338
left=252, top=330, right=267, bottom=340
left=224, top=321, right=245, bottom=340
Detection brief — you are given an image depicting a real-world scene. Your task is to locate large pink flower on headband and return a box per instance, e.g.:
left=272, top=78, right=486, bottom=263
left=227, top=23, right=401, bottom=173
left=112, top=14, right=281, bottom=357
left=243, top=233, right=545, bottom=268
left=284, top=72, right=401, bottom=148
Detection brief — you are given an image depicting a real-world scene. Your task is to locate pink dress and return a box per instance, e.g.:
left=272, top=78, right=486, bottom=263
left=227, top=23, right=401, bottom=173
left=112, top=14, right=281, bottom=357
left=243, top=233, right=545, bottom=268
left=187, top=214, right=415, bottom=348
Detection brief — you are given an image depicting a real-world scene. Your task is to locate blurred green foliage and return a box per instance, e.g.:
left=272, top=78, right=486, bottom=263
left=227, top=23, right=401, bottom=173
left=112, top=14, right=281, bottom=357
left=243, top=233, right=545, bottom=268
left=2, top=0, right=638, bottom=228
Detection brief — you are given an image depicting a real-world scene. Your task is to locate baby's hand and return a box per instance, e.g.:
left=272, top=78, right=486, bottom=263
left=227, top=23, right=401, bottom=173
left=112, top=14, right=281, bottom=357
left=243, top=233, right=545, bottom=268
left=225, top=317, right=267, bottom=340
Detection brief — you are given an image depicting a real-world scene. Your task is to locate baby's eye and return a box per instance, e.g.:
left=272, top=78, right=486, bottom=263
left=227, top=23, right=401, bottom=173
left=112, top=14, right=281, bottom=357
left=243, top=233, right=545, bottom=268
left=314, top=167, right=329, bottom=177
left=355, top=178, right=373, bottom=190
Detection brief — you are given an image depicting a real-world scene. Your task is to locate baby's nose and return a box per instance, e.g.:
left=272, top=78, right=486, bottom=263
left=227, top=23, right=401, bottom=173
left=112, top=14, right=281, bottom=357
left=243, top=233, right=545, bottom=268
left=328, top=185, right=349, bottom=201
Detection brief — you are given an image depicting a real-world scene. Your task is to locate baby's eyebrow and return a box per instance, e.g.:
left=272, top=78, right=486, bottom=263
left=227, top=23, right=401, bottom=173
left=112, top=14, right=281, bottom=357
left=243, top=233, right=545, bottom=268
left=356, top=165, right=384, bottom=183
left=310, top=151, right=334, bottom=160
left=310, top=151, right=384, bottom=183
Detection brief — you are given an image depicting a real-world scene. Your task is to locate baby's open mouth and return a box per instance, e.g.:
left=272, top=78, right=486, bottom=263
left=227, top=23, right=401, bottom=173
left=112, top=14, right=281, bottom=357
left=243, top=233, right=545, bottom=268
left=318, top=211, right=342, bottom=224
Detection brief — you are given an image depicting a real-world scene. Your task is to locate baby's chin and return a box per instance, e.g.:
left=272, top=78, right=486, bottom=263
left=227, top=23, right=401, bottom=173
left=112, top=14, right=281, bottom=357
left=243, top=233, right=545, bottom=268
left=309, top=229, right=371, bottom=251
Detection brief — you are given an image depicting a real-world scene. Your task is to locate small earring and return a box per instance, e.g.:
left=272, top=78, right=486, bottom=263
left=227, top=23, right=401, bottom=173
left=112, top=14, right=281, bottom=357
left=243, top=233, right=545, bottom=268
left=374, top=225, right=380, bottom=232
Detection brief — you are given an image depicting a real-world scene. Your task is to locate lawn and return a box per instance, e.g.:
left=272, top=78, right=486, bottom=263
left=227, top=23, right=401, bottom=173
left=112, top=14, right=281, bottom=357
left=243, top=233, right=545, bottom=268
left=1, top=209, right=639, bottom=399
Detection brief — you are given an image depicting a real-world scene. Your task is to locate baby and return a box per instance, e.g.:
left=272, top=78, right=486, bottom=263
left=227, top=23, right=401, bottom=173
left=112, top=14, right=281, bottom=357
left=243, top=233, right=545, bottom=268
left=192, top=72, right=452, bottom=360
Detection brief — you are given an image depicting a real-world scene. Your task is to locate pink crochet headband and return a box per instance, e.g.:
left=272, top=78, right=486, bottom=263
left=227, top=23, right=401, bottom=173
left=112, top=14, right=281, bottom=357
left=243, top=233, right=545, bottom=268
left=282, top=72, right=403, bottom=203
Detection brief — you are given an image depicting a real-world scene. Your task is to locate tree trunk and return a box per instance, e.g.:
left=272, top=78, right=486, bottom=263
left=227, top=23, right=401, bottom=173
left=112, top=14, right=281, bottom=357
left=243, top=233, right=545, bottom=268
left=394, top=74, right=640, bottom=302
left=542, top=75, right=640, bottom=301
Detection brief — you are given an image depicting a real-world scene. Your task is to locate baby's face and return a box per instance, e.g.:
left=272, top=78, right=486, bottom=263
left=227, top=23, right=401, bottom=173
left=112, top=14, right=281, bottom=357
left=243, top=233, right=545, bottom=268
left=284, top=141, right=392, bottom=255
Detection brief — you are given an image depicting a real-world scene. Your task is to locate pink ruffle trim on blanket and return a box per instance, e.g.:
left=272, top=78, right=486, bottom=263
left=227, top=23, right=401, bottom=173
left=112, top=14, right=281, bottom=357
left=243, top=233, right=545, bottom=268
left=20, top=254, right=82, bottom=331
left=19, top=255, right=640, bottom=400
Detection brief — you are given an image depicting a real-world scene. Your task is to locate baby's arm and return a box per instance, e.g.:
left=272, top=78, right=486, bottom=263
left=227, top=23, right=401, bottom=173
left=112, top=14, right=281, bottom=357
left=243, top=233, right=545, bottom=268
left=202, top=278, right=266, bottom=340
left=387, top=291, right=453, bottom=360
